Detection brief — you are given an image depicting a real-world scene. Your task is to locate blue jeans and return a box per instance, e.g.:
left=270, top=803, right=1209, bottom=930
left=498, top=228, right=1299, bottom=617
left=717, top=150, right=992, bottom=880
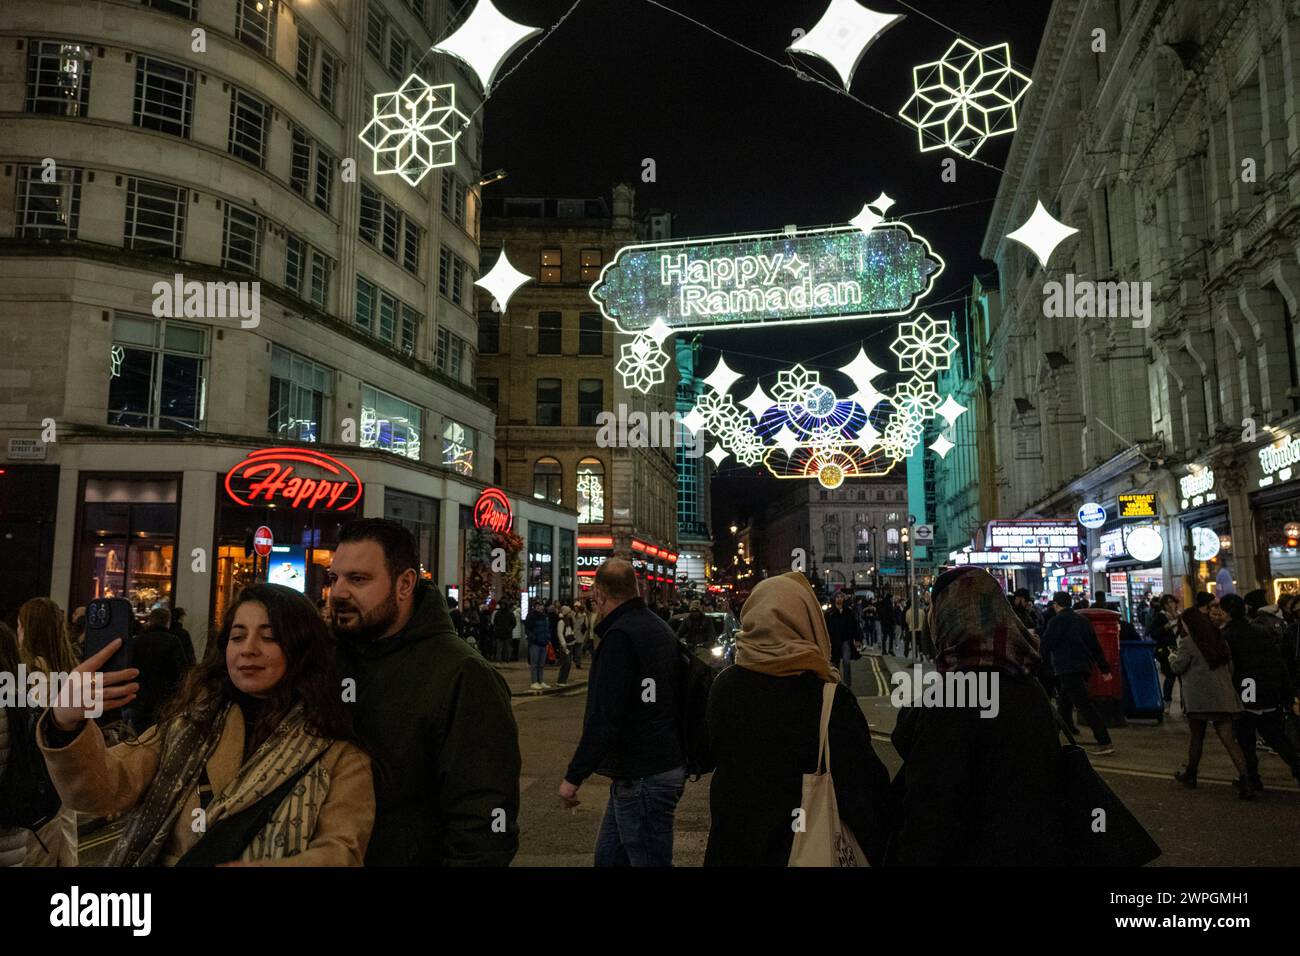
left=594, top=765, right=686, bottom=867
left=528, top=643, right=547, bottom=684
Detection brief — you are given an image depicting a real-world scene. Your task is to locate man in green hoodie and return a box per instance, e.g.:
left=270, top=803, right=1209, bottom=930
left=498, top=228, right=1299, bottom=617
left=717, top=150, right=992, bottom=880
left=329, top=518, right=520, bottom=865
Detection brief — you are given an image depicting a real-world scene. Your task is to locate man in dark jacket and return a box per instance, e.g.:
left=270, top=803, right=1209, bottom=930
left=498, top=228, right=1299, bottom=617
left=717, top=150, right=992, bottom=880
left=879, top=594, right=897, bottom=655
left=559, top=559, right=685, bottom=866
left=1040, top=591, right=1114, bottom=754
left=170, top=606, right=196, bottom=666
left=493, top=600, right=516, bottom=663
left=330, top=519, right=520, bottom=866
left=825, top=591, right=861, bottom=689
left=1011, top=588, right=1042, bottom=634
left=1220, top=594, right=1300, bottom=789
left=127, top=607, right=189, bottom=733
left=675, top=601, right=717, bottom=647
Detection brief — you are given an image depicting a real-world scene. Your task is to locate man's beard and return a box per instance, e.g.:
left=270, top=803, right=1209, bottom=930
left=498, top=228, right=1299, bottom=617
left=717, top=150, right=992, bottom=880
left=331, top=590, right=400, bottom=642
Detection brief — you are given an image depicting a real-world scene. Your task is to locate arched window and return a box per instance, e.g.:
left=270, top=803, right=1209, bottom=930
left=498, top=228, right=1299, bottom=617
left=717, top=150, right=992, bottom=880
left=824, top=524, right=841, bottom=562
left=576, top=457, right=605, bottom=524
left=533, top=457, right=562, bottom=504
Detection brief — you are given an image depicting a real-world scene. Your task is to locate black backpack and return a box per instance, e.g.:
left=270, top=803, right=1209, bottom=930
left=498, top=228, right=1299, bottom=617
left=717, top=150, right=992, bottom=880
left=674, top=640, right=717, bottom=780
left=0, top=706, right=61, bottom=831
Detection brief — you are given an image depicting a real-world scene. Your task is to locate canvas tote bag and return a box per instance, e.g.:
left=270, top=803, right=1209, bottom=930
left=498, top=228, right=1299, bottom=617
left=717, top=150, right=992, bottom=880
left=788, top=682, right=868, bottom=867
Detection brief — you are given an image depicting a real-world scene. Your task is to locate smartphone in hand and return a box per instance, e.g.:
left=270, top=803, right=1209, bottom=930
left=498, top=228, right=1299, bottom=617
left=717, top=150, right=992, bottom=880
left=84, top=598, right=134, bottom=672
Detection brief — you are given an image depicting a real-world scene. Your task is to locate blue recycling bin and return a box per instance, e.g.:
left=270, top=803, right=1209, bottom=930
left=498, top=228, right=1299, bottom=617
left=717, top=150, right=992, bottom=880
left=1120, top=638, right=1164, bottom=721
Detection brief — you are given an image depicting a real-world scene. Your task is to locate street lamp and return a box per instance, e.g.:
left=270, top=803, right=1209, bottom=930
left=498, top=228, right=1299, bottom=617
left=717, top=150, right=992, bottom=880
left=870, top=525, right=879, bottom=591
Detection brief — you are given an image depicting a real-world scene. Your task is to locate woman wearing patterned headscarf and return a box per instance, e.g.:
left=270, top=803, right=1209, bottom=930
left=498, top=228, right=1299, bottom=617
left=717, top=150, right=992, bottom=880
left=704, top=572, right=892, bottom=866
left=37, top=584, right=374, bottom=866
left=890, top=567, right=1065, bottom=865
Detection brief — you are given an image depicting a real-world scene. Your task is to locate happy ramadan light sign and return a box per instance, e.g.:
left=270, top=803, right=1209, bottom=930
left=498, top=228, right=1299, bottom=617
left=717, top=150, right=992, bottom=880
left=589, top=223, right=943, bottom=333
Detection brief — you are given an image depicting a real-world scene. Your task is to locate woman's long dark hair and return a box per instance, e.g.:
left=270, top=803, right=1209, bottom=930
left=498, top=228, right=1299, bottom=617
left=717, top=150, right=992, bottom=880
left=1180, top=607, right=1231, bottom=670
left=155, top=584, right=362, bottom=751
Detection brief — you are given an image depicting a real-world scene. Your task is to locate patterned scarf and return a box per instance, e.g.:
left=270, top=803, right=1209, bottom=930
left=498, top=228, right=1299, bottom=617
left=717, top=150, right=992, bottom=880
left=930, top=567, right=1040, bottom=677
left=107, top=697, right=331, bottom=866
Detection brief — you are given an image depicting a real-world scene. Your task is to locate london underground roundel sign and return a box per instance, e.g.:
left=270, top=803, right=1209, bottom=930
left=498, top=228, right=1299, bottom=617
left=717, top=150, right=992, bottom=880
left=473, top=487, right=513, bottom=533
left=225, top=448, right=363, bottom=511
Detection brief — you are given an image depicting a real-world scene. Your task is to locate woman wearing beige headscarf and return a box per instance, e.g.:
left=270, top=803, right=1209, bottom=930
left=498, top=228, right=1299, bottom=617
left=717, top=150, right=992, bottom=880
left=703, top=572, right=892, bottom=866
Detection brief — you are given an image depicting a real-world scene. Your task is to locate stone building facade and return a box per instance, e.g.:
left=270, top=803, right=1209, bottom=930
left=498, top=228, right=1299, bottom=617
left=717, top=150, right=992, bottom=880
left=979, top=0, right=1300, bottom=610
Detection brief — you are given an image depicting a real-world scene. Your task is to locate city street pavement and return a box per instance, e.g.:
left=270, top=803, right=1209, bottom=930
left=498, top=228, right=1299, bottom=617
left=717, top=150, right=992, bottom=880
left=492, top=658, right=588, bottom=697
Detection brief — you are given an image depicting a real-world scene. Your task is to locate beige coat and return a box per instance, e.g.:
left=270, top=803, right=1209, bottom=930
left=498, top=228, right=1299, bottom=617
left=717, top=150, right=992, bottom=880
left=38, top=707, right=374, bottom=866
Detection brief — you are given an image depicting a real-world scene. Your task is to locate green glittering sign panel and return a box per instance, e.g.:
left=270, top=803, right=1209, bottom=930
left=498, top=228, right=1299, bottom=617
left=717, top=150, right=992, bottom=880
left=589, top=223, right=944, bottom=333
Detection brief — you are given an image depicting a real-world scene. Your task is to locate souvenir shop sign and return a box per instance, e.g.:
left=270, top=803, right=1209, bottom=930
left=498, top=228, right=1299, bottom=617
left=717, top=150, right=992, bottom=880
left=1118, top=492, right=1158, bottom=519
left=590, top=224, right=943, bottom=333
left=225, top=448, right=362, bottom=511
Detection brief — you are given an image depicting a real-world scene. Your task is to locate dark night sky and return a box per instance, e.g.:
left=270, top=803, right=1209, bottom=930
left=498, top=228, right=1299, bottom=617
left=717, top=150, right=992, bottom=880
left=482, top=0, right=1054, bottom=536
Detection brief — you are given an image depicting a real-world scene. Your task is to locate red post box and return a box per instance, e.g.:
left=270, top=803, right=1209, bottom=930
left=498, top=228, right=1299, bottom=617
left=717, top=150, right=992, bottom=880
left=1079, top=608, right=1126, bottom=726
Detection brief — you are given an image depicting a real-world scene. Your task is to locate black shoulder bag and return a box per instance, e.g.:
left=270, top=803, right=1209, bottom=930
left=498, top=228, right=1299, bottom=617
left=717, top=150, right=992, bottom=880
left=175, top=751, right=325, bottom=867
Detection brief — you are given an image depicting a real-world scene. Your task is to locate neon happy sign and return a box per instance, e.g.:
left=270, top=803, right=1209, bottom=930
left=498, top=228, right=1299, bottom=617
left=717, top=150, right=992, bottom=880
left=225, top=448, right=363, bottom=511
left=473, top=487, right=513, bottom=533
left=590, top=224, right=943, bottom=333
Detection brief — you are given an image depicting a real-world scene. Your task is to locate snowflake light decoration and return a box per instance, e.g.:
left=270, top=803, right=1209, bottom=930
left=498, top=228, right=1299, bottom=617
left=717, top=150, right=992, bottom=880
left=616, top=332, right=670, bottom=393
left=359, top=76, right=469, bottom=186
left=890, top=312, right=959, bottom=376
left=899, top=39, right=1031, bottom=159
left=892, top=378, right=941, bottom=422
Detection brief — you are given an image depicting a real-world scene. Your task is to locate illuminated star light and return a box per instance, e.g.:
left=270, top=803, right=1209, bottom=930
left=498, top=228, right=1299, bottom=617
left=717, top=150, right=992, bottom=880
left=850, top=421, right=881, bottom=452
left=679, top=406, right=707, bottom=435
left=899, top=39, right=1032, bottom=159
left=358, top=76, right=469, bottom=186
left=433, top=0, right=542, bottom=92
left=936, top=394, right=968, bottom=426
left=703, top=357, right=744, bottom=396
left=849, top=192, right=896, bottom=235
left=474, top=248, right=532, bottom=312
left=616, top=333, right=670, bottom=393
left=705, top=444, right=729, bottom=467
left=772, top=425, right=801, bottom=457
left=1007, top=199, right=1079, bottom=269
left=890, top=313, right=959, bottom=376
left=739, top=383, right=774, bottom=421
left=930, top=434, right=955, bottom=458
left=838, top=346, right=888, bottom=386
left=788, top=0, right=905, bottom=90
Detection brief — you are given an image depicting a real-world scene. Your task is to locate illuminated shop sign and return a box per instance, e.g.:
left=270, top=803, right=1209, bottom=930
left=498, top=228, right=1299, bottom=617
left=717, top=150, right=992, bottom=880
left=225, top=448, right=362, bottom=511
left=986, top=520, right=1080, bottom=552
left=1099, top=529, right=1125, bottom=557
left=1258, top=435, right=1300, bottom=487
left=1179, top=468, right=1216, bottom=507
left=1118, top=492, right=1157, bottom=519
left=954, top=550, right=1077, bottom=566
left=473, top=488, right=513, bottom=533
left=590, top=224, right=943, bottom=333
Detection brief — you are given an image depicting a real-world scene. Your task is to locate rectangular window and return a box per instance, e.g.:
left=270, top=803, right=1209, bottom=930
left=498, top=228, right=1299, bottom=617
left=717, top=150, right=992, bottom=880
left=406, top=0, right=426, bottom=21
left=144, top=0, right=199, bottom=18
left=17, top=164, right=82, bottom=239
left=308, top=250, right=329, bottom=308
left=402, top=223, right=422, bottom=275
left=26, top=40, right=91, bottom=116
left=580, top=248, right=602, bottom=282
left=319, top=50, right=338, bottom=111
left=579, top=312, right=603, bottom=355
left=228, top=87, right=269, bottom=167
left=449, top=334, right=464, bottom=380
left=268, top=345, right=332, bottom=442
left=538, top=312, right=561, bottom=354
left=133, top=56, right=193, bottom=137
left=221, top=202, right=261, bottom=273
left=436, top=327, right=448, bottom=373
left=285, top=233, right=305, bottom=293
left=313, top=146, right=334, bottom=213
left=290, top=127, right=312, bottom=197
left=440, top=173, right=466, bottom=226
left=451, top=257, right=465, bottom=305
left=355, top=276, right=375, bottom=333
left=477, top=377, right=499, bottom=404
left=365, top=8, right=385, bottom=60
left=360, top=384, right=421, bottom=460
left=478, top=310, right=499, bottom=353
left=359, top=183, right=380, bottom=245
left=380, top=201, right=400, bottom=258
left=442, top=419, right=474, bottom=476
left=400, top=306, right=419, bottom=355
left=295, top=30, right=314, bottom=88
left=387, top=32, right=407, bottom=77
left=377, top=291, right=397, bottom=343
left=438, top=246, right=451, bottom=297
left=578, top=378, right=603, bottom=426
left=236, top=0, right=275, bottom=56
left=540, top=248, right=562, bottom=283
left=107, top=315, right=207, bottom=431
left=536, top=378, right=561, bottom=426
left=124, top=178, right=186, bottom=257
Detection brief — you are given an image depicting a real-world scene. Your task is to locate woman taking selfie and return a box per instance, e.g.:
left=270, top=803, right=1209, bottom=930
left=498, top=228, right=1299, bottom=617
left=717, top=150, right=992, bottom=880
left=38, top=584, right=374, bottom=866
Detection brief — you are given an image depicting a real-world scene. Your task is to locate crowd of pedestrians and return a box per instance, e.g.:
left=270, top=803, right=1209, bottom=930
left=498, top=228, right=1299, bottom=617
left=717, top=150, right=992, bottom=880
left=5, top=529, right=1300, bottom=869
